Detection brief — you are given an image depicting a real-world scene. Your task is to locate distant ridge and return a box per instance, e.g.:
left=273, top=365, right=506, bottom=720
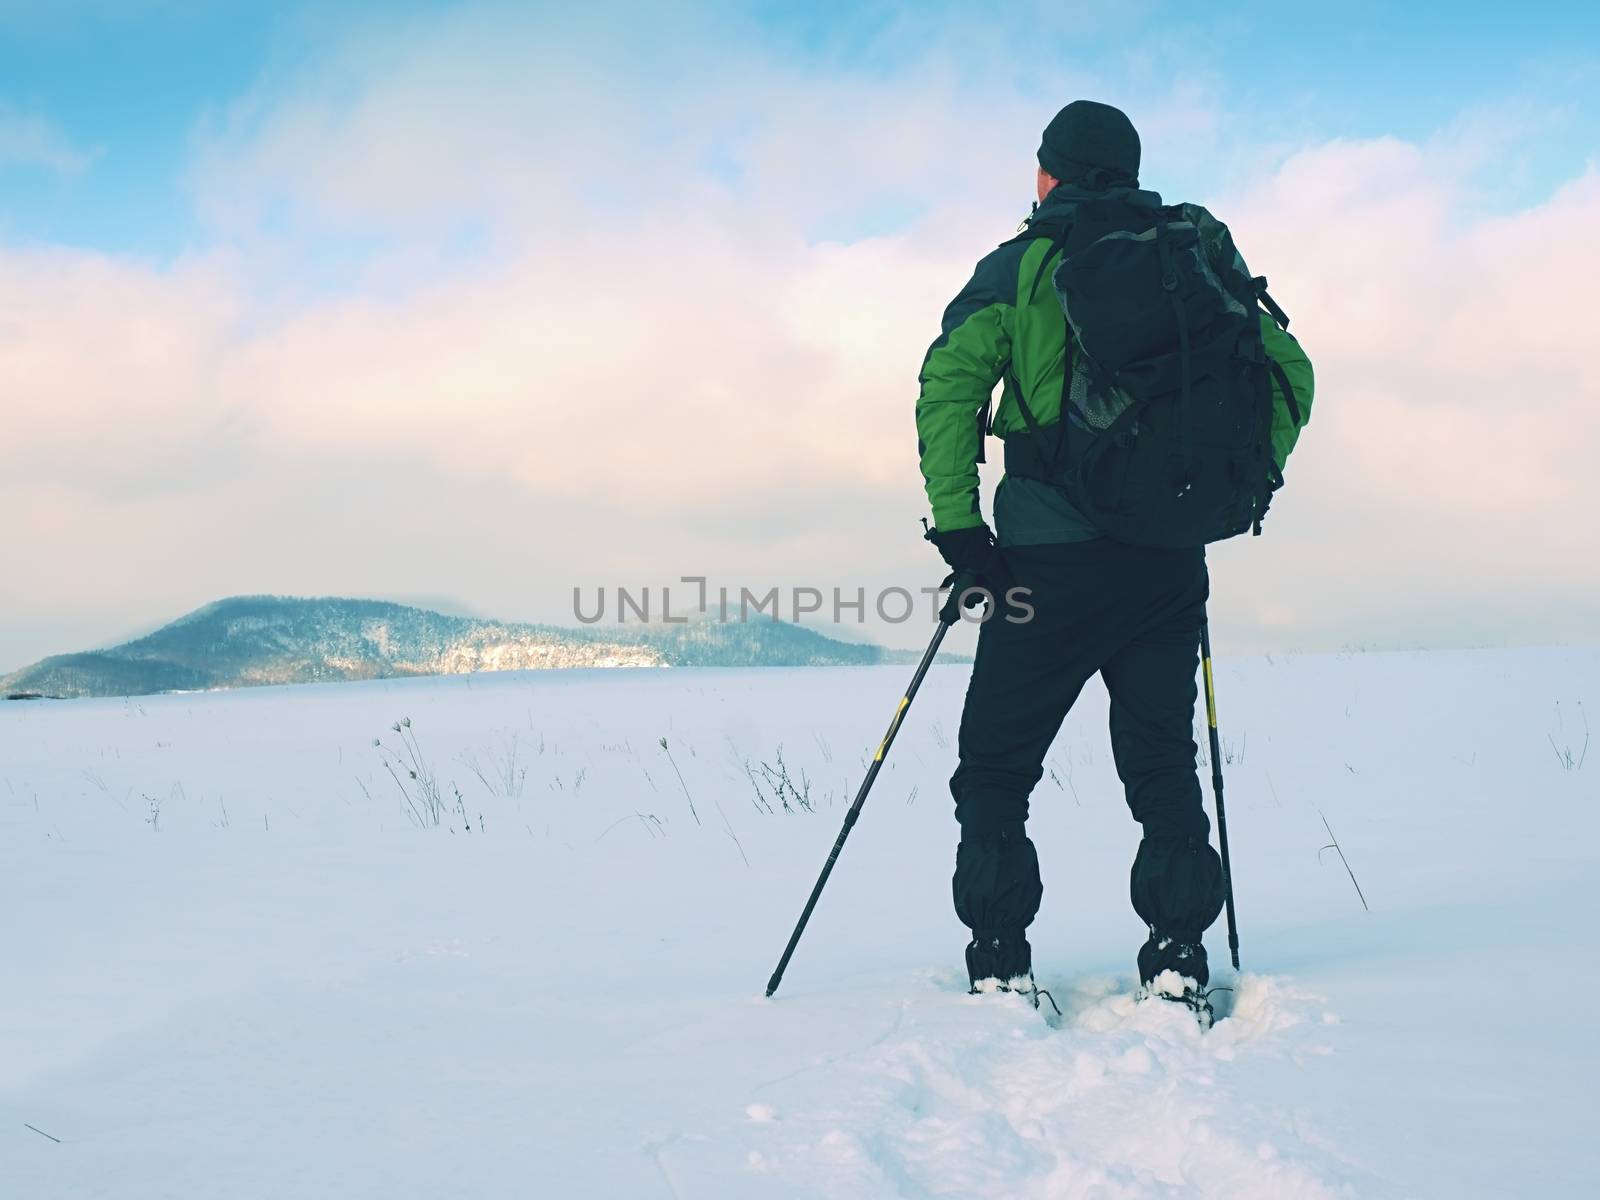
left=1, top=596, right=951, bottom=700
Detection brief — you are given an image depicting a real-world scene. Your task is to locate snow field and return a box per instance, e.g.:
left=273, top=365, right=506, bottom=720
left=3, top=647, right=1596, bottom=1197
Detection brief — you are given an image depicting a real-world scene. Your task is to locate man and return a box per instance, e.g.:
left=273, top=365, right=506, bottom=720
left=916, top=100, right=1314, bottom=1015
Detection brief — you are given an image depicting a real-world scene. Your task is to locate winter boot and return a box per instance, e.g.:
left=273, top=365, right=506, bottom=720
left=965, top=935, right=1061, bottom=1013
left=1138, top=929, right=1215, bottom=1028
left=1137, top=926, right=1210, bottom=988
left=965, top=929, right=1033, bottom=994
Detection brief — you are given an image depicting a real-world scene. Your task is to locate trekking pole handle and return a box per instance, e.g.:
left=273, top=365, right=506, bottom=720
left=938, top=569, right=985, bottom=626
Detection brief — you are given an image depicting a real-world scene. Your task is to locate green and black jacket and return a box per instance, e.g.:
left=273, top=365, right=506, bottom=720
left=916, top=186, right=1316, bottom=537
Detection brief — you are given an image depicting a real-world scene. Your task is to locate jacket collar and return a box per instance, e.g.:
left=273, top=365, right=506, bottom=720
left=1029, top=181, right=1164, bottom=227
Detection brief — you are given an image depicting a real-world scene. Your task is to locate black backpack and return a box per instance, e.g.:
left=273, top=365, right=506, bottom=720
left=1003, top=190, right=1299, bottom=547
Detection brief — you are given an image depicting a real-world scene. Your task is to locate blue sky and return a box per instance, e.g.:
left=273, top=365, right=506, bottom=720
left=1, top=3, right=271, bottom=254
left=2, top=1, right=1595, bottom=259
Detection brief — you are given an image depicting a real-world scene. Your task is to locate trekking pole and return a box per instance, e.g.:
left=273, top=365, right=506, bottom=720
left=765, top=572, right=978, bottom=998
left=1200, top=617, right=1241, bottom=971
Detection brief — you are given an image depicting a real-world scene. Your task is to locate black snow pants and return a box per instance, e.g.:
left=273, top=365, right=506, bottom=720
left=951, top=538, right=1225, bottom=984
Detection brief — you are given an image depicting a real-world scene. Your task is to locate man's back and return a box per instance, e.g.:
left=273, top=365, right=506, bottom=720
left=915, top=100, right=1314, bottom=1019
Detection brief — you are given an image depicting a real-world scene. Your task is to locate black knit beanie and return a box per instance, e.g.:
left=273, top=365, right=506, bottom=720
left=1038, top=100, right=1141, bottom=188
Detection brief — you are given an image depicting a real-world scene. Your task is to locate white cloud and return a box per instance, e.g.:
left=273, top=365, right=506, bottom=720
left=0, top=246, right=244, bottom=492
left=1210, top=144, right=1600, bottom=647
left=0, top=104, right=92, bottom=173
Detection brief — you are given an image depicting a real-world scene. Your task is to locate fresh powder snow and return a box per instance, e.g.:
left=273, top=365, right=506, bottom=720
left=3, top=647, right=1595, bottom=1197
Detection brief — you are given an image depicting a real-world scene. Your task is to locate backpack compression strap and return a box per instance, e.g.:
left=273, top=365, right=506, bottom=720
left=1155, top=219, right=1196, bottom=476
left=1253, top=277, right=1290, bottom=331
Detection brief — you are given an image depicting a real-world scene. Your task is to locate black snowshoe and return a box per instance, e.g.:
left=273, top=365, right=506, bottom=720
left=965, top=935, right=1060, bottom=1013
left=1139, top=970, right=1217, bottom=1030
left=969, top=970, right=1061, bottom=1016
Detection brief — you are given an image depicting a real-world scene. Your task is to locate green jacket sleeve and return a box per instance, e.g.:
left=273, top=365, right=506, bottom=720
left=1261, top=314, right=1314, bottom=471
left=916, top=253, right=1014, bottom=532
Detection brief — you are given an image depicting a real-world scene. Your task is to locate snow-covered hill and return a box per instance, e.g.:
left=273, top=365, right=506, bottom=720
left=1, top=595, right=913, bottom=699
left=2, top=647, right=1595, bottom=1197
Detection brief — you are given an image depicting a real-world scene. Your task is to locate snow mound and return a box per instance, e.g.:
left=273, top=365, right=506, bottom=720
left=728, top=973, right=1353, bottom=1198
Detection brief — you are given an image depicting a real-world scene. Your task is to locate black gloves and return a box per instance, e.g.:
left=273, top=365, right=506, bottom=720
left=925, top=523, right=1016, bottom=622
left=927, top=524, right=993, bottom=573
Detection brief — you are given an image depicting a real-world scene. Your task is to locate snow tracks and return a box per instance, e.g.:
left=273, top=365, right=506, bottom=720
left=669, top=973, right=1366, bottom=1199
